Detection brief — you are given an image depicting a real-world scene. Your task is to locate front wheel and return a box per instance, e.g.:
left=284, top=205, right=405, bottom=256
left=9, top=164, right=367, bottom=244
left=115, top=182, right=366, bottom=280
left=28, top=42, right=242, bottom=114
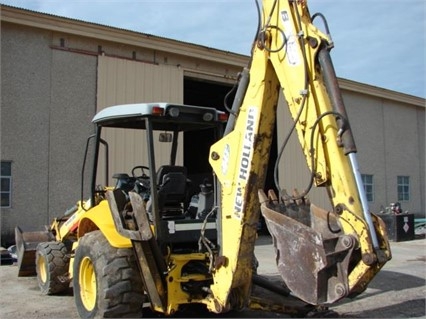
left=36, top=241, right=70, bottom=295
left=73, top=230, right=145, bottom=318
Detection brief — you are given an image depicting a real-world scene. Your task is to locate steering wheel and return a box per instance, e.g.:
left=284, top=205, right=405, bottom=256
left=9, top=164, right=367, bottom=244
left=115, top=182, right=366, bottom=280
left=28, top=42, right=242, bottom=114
left=131, top=166, right=150, bottom=179
left=131, top=166, right=150, bottom=194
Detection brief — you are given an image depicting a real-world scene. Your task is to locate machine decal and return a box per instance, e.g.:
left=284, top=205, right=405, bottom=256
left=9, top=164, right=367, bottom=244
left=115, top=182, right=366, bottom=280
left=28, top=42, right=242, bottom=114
left=280, top=10, right=301, bottom=66
left=234, top=107, right=258, bottom=219
left=63, top=213, right=77, bottom=227
left=63, top=210, right=80, bottom=232
left=222, top=143, right=230, bottom=176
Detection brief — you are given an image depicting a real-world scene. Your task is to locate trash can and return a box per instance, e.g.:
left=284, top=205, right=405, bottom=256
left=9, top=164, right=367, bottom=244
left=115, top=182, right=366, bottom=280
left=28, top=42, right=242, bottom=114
left=380, top=213, right=415, bottom=242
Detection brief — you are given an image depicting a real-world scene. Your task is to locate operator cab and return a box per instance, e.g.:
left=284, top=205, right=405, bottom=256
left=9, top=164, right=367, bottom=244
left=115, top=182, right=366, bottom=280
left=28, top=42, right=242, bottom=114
left=85, top=103, right=226, bottom=252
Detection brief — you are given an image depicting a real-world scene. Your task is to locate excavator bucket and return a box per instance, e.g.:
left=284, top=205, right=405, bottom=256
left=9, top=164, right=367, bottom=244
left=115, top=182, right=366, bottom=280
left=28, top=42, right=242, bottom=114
left=15, top=226, right=52, bottom=276
left=259, top=190, right=356, bottom=305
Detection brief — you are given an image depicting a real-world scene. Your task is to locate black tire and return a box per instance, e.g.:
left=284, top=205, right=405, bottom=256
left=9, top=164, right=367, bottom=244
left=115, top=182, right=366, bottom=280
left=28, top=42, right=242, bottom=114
left=36, top=241, right=70, bottom=295
left=73, top=230, right=145, bottom=318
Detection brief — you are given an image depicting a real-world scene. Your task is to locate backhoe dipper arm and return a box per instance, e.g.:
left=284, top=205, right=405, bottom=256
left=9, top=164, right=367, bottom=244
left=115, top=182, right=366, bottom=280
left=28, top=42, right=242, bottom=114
left=207, top=0, right=391, bottom=312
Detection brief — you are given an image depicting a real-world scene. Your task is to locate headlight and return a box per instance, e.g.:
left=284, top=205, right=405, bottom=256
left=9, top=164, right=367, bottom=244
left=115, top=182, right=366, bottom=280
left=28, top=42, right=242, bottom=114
left=203, top=112, right=214, bottom=121
left=169, top=107, right=180, bottom=117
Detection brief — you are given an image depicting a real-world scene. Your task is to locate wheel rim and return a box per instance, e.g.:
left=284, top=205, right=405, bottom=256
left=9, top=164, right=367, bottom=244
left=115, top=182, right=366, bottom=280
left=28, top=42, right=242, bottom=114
left=37, top=254, right=47, bottom=283
left=79, top=256, right=97, bottom=311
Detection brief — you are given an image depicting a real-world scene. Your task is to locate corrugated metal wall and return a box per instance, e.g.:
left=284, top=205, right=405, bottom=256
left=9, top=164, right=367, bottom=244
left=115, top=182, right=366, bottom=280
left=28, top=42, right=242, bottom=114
left=96, top=56, right=184, bottom=185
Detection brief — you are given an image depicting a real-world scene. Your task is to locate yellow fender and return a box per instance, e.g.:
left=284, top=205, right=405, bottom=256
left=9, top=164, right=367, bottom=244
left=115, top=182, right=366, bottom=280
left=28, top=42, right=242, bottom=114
left=77, top=200, right=132, bottom=249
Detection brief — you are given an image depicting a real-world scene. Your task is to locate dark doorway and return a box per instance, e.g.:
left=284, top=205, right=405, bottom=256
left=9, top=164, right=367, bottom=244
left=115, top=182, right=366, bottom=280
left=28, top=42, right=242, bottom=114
left=184, top=77, right=231, bottom=112
left=183, top=78, right=232, bottom=190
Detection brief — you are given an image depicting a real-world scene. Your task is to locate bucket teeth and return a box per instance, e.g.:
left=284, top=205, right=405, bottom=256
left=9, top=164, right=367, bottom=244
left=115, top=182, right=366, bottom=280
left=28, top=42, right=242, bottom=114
left=261, top=189, right=312, bottom=227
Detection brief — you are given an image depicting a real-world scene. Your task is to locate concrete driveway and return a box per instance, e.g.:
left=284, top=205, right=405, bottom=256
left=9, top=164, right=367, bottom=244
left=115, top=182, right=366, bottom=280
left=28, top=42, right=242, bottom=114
left=1, top=235, right=424, bottom=318
left=254, top=235, right=426, bottom=318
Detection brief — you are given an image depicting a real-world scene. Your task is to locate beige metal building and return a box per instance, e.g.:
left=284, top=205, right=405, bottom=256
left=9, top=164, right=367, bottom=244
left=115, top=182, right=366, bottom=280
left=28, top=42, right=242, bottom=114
left=1, top=5, right=424, bottom=245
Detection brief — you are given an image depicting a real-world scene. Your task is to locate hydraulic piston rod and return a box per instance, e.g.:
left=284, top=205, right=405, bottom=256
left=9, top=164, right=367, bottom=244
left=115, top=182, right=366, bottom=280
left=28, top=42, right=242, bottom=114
left=349, top=153, right=380, bottom=249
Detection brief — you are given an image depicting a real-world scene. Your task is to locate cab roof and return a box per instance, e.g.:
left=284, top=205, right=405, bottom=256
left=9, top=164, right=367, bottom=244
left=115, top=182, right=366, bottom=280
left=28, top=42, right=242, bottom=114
left=92, top=102, right=226, bottom=131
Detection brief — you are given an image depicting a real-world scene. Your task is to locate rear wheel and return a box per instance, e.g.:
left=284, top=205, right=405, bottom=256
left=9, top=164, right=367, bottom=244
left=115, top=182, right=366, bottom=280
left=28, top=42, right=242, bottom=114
left=73, top=230, right=145, bottom=318
left=36, top=241, right=70, bottom=295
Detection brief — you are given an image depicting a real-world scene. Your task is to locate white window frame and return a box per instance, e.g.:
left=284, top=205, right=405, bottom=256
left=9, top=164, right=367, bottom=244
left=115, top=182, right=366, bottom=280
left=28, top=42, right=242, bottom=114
left=361, top=174, right=374, bottom=202
left=397, top=176, right=410, bottom=202
left=1, top=161, right=12, bottom=208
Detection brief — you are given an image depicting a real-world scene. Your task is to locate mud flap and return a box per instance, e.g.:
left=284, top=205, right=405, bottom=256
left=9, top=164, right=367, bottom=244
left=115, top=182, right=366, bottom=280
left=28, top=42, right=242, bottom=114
left=259, top=190, right=356, bottom=305
left=15, top=226, right=53, bottom=276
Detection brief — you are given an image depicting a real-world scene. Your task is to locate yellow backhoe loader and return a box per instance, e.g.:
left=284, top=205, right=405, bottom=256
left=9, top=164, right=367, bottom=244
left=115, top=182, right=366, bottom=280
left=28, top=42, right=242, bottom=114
left=16, top=0, right=391, bottom=317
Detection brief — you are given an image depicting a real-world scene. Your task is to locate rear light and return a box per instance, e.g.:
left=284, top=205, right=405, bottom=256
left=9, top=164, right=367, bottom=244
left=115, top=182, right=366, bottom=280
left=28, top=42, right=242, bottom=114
left=218, top=113, right=228, bottom=122
left=151, top=106, right=164, bottom=116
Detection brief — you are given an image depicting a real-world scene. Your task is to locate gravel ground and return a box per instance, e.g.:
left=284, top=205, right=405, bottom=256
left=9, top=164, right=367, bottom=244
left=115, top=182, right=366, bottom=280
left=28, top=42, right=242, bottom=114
left=1, top=236, right=424, bottom=318
left=329, top=238, right=426, bottom=318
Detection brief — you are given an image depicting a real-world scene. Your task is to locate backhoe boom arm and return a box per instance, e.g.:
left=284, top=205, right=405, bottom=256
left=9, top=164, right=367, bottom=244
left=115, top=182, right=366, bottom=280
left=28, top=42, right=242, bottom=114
left=208, top=0, right=391, bottom=311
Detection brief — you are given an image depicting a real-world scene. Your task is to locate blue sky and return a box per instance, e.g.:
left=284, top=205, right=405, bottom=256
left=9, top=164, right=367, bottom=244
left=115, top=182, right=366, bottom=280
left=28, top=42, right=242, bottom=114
left=1, top=0, right=425, bottom=98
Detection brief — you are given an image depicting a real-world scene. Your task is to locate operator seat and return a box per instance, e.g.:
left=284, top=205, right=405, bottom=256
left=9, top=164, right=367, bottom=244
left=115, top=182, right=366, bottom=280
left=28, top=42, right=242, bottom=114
left=156, top=165, right=188, bottom=219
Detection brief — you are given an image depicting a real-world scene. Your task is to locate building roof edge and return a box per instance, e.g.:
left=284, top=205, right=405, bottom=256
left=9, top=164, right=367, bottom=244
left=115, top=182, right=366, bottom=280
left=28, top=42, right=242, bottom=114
left=338, top=78, right=425, bottom=108
left=1, top=4, right=424, bottom=108
left=0, top=4, right=247, bottom=67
